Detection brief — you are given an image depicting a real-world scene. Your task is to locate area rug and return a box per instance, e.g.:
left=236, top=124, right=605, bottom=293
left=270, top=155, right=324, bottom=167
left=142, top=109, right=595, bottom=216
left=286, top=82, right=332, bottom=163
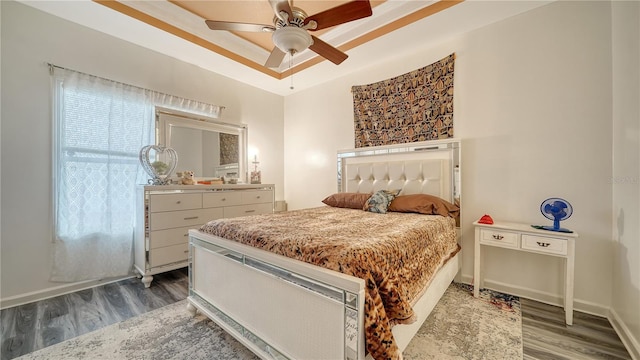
left=404, top=283, right=522, bottom=359
left=17, top=283, right=521, bottom=360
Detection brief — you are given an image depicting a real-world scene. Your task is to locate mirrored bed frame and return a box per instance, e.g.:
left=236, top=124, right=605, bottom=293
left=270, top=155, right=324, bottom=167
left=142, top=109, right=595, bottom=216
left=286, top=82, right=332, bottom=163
left=186, top=139, right=462, bottom=360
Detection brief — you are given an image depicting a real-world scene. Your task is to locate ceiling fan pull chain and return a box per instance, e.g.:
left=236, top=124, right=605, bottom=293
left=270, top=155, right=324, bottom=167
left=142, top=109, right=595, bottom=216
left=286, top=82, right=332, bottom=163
left=289, top=53, right=294, bottom=90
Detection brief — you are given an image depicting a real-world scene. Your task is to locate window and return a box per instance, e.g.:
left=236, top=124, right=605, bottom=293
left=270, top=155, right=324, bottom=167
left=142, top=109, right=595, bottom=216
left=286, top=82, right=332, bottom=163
left=50, top=66, right=221, bottom=282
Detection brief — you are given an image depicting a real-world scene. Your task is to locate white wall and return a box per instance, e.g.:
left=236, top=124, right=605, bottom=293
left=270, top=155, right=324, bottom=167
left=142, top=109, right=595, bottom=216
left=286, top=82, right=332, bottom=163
left=285, top=0, right=615, bottom=316
left=0, top=1, right=284, bottom=304
left=2, top=1, right=637, bottom=353
left=611, top=1, right=640, bottom=357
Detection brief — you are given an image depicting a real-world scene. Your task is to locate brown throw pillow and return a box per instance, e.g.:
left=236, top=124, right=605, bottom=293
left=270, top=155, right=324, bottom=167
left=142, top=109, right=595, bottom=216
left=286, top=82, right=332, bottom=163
left=388, top=194, right=460, bottom=218
left=322, top=192, right=372, bottom=209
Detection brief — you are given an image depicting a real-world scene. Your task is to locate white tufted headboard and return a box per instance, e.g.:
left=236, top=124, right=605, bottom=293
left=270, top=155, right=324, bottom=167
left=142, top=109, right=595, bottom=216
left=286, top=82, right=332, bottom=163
left=337, top=139, right=460, bottom=204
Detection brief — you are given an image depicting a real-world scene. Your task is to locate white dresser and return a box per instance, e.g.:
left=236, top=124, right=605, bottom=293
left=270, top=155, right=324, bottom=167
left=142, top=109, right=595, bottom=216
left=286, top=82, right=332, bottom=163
left=473, top=220, right=578, bottom=325
left=134, top=184, right=274, bottom=287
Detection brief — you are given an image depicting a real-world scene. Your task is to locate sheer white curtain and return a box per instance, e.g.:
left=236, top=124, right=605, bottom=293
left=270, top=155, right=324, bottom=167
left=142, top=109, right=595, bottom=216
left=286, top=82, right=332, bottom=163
left=50, top=67, right=222, bottom=282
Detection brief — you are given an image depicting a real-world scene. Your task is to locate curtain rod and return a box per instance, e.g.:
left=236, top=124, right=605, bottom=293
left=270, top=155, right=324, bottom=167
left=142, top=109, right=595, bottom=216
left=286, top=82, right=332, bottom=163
left=46, top=62, right=225, bottom=110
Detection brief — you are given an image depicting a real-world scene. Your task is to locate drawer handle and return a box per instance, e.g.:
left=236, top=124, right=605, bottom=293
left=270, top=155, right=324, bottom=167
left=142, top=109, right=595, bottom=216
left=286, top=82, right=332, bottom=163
left=245, top=210, right=256, bottom=213
left=492, top=234, right=504, bottom=240
left=221, top=198, right=226, bottom=201
left=183, top=233, right=188, bottom=237
left=256, top=196, right=261, bottom=199
left=184, top=216, right=199, bottom=220
left=176, top=200, right=181, bottom=204
left=184, top=250, right=189, bottom=254
left=536, top=241, right=551, bottom=247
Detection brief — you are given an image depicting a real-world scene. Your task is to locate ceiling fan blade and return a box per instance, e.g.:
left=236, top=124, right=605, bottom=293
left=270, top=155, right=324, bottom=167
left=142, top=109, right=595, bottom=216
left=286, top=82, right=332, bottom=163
left=309, top=35, right=348, bottom=65
left=205, top=20, right=275, bottom=33
left=265, top=47, right=287, bottom=68
left=269, top=0, right=293, bottom=22
left=304, top=0, right=372, bottom=31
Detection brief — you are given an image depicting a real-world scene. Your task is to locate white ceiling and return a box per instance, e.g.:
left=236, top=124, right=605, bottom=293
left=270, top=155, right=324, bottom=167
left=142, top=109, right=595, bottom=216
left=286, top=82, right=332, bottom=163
left=19, top=0, right=552, bottom=96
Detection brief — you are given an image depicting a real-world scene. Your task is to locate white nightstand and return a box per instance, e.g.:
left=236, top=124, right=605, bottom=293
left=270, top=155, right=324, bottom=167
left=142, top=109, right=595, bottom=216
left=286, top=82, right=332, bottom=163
left=473, top=220, right=578, bottom=325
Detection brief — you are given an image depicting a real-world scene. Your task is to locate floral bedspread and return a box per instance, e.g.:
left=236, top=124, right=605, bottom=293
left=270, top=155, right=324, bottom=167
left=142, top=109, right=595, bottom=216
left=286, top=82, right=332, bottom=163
left=199, top=206, right=459, bottom=360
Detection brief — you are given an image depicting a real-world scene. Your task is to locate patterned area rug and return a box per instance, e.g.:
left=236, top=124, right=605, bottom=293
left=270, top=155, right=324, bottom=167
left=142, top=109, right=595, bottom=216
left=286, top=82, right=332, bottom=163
left=404, top=283, right=522, bottom=359
left=17, top=283, right=521, bottom=360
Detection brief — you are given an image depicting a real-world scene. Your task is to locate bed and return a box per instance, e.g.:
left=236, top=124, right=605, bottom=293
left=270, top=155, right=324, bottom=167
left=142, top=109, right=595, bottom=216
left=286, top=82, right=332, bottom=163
left=186, top=139, right=462, bottom=360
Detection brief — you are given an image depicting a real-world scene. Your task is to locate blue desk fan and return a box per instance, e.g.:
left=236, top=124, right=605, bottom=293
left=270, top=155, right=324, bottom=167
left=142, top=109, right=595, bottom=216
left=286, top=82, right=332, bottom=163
left=533, top=197, right=574, bottom=233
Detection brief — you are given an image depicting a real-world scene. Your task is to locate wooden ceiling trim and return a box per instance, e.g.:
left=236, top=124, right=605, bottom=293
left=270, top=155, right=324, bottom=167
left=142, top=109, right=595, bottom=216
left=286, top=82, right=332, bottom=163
left=286, top=0, right=463, bottom=77
left=94, top=0, right=463, bottom=81
left=93, top=0, right=282, bottom=79
left=341, top=0, right=464, bottom=50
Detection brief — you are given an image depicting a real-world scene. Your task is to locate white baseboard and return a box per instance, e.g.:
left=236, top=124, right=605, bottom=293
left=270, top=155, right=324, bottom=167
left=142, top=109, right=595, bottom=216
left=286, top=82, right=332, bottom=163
left=609, top=307, right=640, bottom=360
left=1, top=275, right=134, bottom=310
left=458, top=273, right=609, bottom=317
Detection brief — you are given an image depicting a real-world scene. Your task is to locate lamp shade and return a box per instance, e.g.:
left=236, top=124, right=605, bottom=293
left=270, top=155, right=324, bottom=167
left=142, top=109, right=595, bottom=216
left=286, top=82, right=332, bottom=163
left=272, top=27, right=312, bottom=54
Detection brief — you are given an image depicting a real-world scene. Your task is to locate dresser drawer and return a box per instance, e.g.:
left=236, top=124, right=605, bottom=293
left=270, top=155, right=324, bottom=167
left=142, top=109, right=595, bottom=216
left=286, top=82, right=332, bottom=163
left=241, top=190, right=273, bottom=205
left=149, top=193, right=202, bottom=213
left=224, top=203, right=273, bottom=218
left=479, top=229, right=519, bottom=248
left=521, top=234, right=567, bottom=256
left=150, top=207, right=223, bottom=231
left=203, top=191, right=243, bottom=208
left=149, top=226, right=191, bottom=249
left=149, top=243, right=188, bottom=268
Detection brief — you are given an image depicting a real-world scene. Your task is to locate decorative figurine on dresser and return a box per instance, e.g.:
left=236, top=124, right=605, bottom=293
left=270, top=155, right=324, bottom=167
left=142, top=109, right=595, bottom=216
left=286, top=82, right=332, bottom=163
left=134, top=183, right=275, bottom=287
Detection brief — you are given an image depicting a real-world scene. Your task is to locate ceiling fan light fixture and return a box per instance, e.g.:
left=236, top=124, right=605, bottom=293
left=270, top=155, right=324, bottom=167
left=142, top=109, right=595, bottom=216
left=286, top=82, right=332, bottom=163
left=272, top=27, right=312, bottom=54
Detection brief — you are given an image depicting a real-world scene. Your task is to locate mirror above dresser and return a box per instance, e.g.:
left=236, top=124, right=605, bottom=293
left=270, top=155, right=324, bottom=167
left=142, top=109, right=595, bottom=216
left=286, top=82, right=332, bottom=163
left=155, top=107, right=248, bottom=183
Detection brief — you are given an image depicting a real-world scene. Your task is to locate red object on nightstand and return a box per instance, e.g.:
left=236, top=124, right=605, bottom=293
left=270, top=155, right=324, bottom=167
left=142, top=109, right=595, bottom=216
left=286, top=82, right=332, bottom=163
left=478, top=214, right=494, bottom=224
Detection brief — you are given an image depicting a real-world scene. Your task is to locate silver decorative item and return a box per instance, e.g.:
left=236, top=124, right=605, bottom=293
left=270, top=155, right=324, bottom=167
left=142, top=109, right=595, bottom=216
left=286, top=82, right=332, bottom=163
left=139, top=145, right=178, bottom=185
left=250, top=155, right=261, bottom=184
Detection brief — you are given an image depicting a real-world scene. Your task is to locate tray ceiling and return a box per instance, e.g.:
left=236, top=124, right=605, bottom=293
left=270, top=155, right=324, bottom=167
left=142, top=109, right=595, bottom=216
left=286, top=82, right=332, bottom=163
left=98, top=0, right=459, bottom=76
left=20, top=0, right=554, bottom=95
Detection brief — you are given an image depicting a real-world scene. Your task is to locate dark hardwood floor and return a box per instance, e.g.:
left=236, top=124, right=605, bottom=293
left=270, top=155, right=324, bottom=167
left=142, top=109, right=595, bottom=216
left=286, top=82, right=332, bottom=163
left=1, top=269, right=188, bottom=360
left=522, top=298, right=631, bottom=360
left=1, top=269, right=632, bottom=359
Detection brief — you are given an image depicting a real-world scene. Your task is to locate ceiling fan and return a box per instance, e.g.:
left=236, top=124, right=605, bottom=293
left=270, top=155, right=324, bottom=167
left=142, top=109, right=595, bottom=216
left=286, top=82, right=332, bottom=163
left=205, top=0, right=373, bottom=68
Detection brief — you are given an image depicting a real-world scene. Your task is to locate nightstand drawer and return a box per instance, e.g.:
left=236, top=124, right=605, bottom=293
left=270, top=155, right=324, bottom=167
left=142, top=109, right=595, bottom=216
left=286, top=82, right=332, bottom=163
left=479, top=229, right=519, bottom=248
left=521, top=234, right=567, bottom=255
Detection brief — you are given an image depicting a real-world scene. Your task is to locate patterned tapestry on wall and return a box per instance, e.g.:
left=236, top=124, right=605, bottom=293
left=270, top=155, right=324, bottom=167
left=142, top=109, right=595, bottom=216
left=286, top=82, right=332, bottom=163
left=219, top=133, right=239, bottom=165
left=352, top=53, right=455, bottom=147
